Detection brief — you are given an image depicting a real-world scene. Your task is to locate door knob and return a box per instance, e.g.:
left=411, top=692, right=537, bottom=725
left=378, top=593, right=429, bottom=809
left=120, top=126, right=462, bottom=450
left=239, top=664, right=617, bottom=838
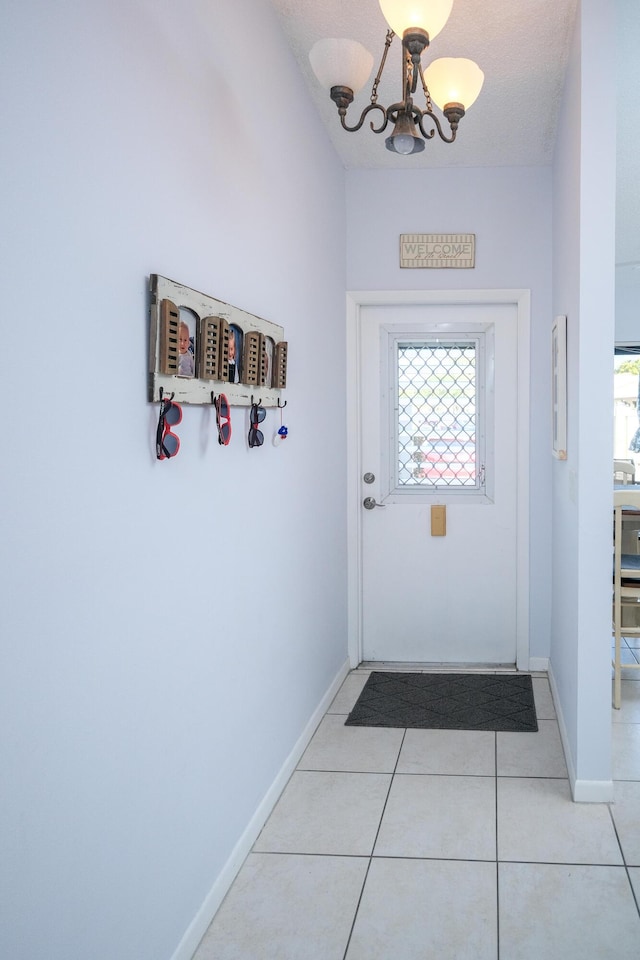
left=363, top=496, right=385, bottom=510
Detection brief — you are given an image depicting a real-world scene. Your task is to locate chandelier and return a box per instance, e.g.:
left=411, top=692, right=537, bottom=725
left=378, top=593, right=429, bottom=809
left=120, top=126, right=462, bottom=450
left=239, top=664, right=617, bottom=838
left=308, top=0, right=484, bottom=156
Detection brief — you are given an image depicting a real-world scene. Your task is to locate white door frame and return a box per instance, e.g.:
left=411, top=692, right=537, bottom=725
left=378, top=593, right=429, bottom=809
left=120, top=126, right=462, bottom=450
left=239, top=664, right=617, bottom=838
left=346, top=289, right=531, bottom=671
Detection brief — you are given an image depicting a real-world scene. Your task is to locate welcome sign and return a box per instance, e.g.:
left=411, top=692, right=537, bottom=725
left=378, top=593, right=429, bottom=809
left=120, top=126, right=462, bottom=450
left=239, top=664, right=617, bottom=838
left=400, top=233, right=475, bottom=269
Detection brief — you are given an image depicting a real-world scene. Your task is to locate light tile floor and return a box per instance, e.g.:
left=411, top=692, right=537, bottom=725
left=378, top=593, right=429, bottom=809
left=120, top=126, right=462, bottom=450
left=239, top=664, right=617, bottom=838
left=194, top=650, right=640, bottom=960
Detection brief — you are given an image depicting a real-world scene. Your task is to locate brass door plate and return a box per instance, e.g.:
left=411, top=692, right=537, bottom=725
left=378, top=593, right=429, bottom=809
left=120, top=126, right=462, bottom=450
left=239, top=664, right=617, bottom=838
left=431, top=505, right=446, bottom=536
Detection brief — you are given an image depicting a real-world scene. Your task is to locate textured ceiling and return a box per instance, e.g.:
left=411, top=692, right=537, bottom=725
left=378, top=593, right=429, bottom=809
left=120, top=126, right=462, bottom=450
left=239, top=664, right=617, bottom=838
left=269, top=0, right=579, bottom=170
left=270, top=0, right=639, bottom=269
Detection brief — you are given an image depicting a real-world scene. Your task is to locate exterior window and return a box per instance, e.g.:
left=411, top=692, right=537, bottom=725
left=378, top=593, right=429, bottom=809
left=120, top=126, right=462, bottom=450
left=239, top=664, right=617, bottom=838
left=615, top=346, right=640, bottom=476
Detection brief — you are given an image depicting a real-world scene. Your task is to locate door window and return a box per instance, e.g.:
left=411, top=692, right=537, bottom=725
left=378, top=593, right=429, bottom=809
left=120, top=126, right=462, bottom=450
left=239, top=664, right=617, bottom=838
left=382, top=329, right=490, bottom=500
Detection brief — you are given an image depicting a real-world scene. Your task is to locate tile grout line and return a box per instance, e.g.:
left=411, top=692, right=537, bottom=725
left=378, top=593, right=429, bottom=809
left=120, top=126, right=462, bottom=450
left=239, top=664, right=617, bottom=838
left=628, top=869, right=640, bottom=919
left=340, top=726, right=408, bottom=960
left=252, top=850, right=640, bottom=868
left=606, top=800, right=640, bottom=919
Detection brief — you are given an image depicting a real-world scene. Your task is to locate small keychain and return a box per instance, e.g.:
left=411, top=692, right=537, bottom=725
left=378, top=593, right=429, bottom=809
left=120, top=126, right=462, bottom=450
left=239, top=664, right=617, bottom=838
left=273, top=402, right=288, bottom=446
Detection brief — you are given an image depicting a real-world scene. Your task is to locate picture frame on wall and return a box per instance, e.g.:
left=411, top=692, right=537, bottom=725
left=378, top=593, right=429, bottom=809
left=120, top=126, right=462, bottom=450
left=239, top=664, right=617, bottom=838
left=552, top=314, right=567, bottom=460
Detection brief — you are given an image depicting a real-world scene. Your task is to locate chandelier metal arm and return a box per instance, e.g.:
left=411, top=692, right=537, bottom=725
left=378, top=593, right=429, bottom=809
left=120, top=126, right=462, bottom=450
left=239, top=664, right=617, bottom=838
left=415, top=109, right=456, bottom=143
left=339, top=101, right=389, bottom=134
left=329, top=31, right=395, bottom=134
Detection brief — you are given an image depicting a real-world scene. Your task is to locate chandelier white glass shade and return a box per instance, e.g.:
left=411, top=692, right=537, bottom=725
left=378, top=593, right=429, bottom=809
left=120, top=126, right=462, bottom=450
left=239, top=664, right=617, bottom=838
left=424, top=57, right=484, bottom=111
left=309, top=39, right=374, bottom=96
left=308, top=0, right=483, bottom=156
left=378, top=0, right=453, bottom=41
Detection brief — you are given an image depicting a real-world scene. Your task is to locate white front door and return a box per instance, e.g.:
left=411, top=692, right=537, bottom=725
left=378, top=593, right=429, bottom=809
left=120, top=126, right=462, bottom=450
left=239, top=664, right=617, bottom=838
left=352, top=293, right=529, bottom=667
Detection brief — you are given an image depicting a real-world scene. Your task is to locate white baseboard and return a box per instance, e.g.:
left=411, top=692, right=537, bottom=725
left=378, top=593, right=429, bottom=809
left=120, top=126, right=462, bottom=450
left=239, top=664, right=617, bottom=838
left=573, top=778, right=614, bottom=802
left=170, top=658, right=352, bottom=960
left=547, top=664, right=613, bottom=803
left=547, top=663, right=577, bottom=791
left=528, top=657, right=549, bottom=672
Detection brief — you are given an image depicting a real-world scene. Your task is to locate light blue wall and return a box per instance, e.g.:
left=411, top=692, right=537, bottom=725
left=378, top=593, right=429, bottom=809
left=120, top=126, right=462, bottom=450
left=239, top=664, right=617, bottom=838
left=0, top=0, right=619, bottom=956
left=345, top=0, right=617, bottom=797
left=0, top=1, right=348, bottom=958
left=615, top=0, right=640, bottom=344
left=551, top=0, right=616, bottom=792
left=346, top=165, right=554, bottom=661
left=616, top=268, right=640, bottom=342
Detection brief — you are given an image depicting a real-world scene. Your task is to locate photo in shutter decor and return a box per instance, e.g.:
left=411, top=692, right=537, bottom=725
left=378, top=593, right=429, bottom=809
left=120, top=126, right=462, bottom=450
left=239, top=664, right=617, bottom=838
left=149, top=275, right=288, bottom=406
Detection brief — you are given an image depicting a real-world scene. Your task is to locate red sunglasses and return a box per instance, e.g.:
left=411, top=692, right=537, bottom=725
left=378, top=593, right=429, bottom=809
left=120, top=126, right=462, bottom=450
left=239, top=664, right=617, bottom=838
left=216, top=394, right=232, bottom=446
left=156, top=397, right=182, bottom=460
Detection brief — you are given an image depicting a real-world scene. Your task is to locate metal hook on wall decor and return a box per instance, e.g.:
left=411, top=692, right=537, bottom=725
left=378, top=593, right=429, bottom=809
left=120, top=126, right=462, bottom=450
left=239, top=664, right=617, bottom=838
left=276, top=398, right=287, bottom=408
left=158, top=387, right=175, bottom=403
left=250, top=396, right=262, bottom=407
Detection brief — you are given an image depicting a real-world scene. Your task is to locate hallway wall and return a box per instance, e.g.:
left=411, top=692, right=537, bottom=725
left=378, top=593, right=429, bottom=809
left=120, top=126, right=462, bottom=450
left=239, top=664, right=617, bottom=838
left=346, top=165, right=553, bottom=662
left=0, top=1, right=620, bottom=956
left=0, top=1, right=348, bottom=958
left=616, top=266, right=640, bottom=341
left=550, top=0, right=616, bottom=797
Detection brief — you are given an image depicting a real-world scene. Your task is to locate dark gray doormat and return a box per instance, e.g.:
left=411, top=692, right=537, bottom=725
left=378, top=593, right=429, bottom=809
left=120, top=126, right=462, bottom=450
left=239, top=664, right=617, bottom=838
left=345, top=672, right=538, bottom=732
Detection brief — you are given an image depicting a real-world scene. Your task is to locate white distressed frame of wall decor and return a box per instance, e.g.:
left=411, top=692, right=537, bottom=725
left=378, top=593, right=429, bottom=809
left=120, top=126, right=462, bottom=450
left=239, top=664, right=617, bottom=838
left=552, top=314, right=567, bottom=460
left=148, top=275, right=287, bottom=407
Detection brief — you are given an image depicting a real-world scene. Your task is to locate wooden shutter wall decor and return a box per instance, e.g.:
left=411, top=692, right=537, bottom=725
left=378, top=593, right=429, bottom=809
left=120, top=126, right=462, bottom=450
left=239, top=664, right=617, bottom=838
left=242, top=331, right=263, bottom=386
left=273, top=341, right=288, bottom=389
left=159, top=300, right=179, bottom=375
left=149, top=275, right=287, bottom=407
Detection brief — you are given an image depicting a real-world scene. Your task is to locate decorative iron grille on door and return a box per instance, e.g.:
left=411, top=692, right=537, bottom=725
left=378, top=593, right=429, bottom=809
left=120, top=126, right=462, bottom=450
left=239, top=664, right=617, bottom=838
left=397, top=340, right=479, bottom=488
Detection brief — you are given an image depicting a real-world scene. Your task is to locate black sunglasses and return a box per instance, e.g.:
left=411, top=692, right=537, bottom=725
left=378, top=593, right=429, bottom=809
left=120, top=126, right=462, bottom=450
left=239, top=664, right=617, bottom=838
left=248, top=403, right=266, bottom=448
